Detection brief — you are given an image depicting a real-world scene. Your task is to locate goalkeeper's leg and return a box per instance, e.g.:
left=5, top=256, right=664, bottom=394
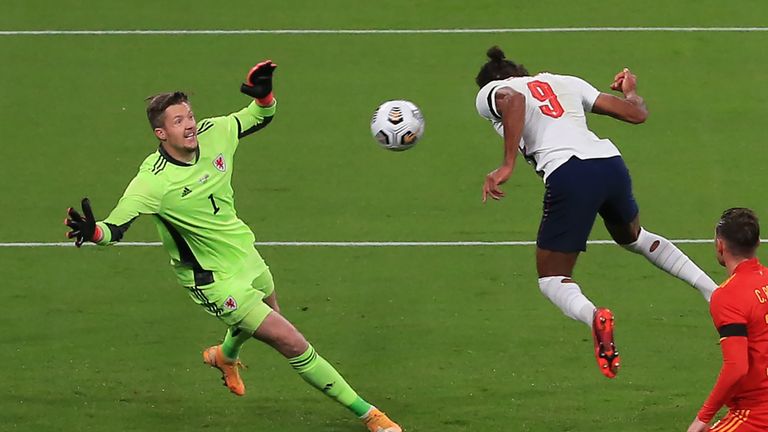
left=254, top=311, right=401, bottom=432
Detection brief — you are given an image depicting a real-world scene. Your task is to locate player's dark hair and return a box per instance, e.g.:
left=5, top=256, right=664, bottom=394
left=145, top=91, right=190, bottom=129
left=475, top=46, right=530, bottom=87
left=716, top=208, right=761, bottom=257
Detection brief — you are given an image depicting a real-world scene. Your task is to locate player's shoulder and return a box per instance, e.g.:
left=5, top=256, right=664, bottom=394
left=475, top=78, right=525, bottom=117
left=137, top=150, right=173, bottom=179
left=196, top=116, right=232, bottom=138
left=541, top=73, right=594, bottom=87
left=711, top=273, right=753, bottom=307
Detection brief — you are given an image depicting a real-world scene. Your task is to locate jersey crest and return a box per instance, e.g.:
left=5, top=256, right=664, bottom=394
left=213, top=154, right=227, bottom=172
left=223, top=296, right=238, bottom=310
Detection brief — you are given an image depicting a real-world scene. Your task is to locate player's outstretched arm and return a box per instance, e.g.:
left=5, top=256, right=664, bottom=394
left=65, top=197, right=141, bottom=247
left=592, top=68, right=648, bottom=124
left=482, top=87, right=525, bottom=203
left=65, top=198, right=104, bottom=247
left=235, top=60, right=278, bottom=139
left=65, top=172, right=162, bottom=247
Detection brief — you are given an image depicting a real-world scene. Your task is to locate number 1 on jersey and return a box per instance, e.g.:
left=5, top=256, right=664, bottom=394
left=527, top=81, right=564, bottom=118
left=208, top=194, right=220, bottom=215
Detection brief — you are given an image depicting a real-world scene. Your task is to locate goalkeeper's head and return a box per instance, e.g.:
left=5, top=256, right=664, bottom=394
left=146, top=92, right=198, bottom=156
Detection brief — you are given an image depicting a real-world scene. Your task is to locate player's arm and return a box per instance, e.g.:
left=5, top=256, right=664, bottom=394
left=482, top=87, right=525, bottom=203
left=235, top=60, right=278, bottom=139
left=64, top=171, right=163, bottom=247
left=591, top=68, right=648, bottom=124
left=691, top=294, right=750, bottom=428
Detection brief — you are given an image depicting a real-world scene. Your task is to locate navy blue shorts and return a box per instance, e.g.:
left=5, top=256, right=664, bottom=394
left=537, top=156, right=639, bottom=252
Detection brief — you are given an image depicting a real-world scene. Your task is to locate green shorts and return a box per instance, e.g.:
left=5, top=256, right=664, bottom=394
left=185, top=259, right=275, bottom=334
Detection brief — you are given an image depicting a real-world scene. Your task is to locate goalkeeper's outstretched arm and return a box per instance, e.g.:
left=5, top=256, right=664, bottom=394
left=65, top=171, right=162, bottom=246
left=236, top=60, right=278, bottom=139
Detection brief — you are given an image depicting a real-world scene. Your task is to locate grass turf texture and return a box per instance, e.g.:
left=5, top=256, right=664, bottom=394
left=2, top=1, right=768, bottom=431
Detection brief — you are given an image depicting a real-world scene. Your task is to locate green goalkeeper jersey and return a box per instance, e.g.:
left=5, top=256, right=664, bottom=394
left=95, top=101, right=277, bottom=286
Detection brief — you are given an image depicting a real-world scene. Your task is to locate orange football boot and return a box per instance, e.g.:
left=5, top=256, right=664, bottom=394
left=203, top=345, right=246, bottom=396
left=363, top=408, right=402, bottom=432
left=592, top=308, right=620, bottom=379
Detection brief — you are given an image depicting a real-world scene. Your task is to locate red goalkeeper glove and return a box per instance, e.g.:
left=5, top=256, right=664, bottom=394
left=240, top=60, right=277, bottom=106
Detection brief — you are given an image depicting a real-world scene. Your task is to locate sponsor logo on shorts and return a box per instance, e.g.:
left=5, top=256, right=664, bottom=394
left=223, top=296, right=238, bottom=310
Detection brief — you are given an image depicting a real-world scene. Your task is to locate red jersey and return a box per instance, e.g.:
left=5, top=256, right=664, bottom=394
left=698, top=258, right=768, bottom=422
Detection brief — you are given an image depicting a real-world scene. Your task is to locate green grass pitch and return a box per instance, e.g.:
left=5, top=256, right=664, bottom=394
left=2, top=1, right=768, bottom=431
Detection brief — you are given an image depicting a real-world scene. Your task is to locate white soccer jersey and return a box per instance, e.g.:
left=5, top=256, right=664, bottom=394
left=475, top=73, right=621, bottom=180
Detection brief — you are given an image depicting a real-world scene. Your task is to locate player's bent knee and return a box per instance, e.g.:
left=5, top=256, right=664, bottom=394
left=263, top=292, right=281, bottom=313
left=255, top=311, right=309, bottom=357
left=538, top=276, right=573, bottom=299
left=620, top=227, right=660, bottom=254
left=277, top=319, right=309, bottom=357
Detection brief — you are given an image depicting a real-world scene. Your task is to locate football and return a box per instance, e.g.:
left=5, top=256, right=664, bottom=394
left=370, top=100, right=425, bottom=151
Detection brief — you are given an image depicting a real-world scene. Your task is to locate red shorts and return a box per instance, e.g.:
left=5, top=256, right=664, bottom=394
left=711, top=409, right=768, bottom=432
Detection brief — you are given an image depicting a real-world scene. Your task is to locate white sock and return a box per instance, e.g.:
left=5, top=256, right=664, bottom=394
left=622, top=228, right=717, bottom=301
left=538, top=276, right=596, bottom=327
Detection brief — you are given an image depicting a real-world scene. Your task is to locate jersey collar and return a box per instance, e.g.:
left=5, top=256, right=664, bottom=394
left=158, top=144, right=200, bottom=167
left=734, top=257, right=761, bottom=274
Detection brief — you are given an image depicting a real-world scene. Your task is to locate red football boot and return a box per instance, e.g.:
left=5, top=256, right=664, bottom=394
left=592, top=308, right=620, bottom=378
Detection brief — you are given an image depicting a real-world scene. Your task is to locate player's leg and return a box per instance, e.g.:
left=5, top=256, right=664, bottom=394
left=219, top=269, right=278, bottom=363
left=536, top=248, right=596, bottom=326
left=598, top=157, right=717, bottom=301
left=263, top=291, right=280, bottom=313
left=536, top=158, right=603, bottom=328
left=204, top=267, right=400, bottom=429
left=202, top=267, right=278, bottom=395
left=536, top=157, right=620, bottom=378
left=252, top=310, right=401, bottom=431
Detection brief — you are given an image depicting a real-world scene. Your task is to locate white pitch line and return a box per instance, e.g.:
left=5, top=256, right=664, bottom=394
left=1, top=27, right=768, bottom=36
left=1, top=239, right=763, bottom=248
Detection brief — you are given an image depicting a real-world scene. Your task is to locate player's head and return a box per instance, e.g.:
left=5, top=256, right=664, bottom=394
left=475, top=46, right=530, bottom=87
left=146, top=91, right=198, bottom=154
left=715, top=207, right=760, bottom=265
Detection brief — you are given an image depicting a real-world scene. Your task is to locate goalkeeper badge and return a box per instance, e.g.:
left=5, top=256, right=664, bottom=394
left=224, top=296, right=238, bottom=311
left=213, top=154, right=227, bottom=172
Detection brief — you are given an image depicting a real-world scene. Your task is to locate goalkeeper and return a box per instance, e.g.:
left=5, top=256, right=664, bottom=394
left=64, top=61, right=401, bottom=432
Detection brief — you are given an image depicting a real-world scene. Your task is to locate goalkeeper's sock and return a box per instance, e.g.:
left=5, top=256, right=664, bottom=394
left=221, top=327, right=252, bottom=362
left=622, top=228, right=717, bottom=301
left=538, top=276, right=596, bottom=327
left=289, top=345, right=373, bottom=417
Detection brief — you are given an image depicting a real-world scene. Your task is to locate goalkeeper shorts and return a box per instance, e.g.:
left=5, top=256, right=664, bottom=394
left=185, top=255, right=275, bottom=333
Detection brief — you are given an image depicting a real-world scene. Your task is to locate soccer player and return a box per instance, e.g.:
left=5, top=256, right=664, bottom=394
left=687, top=208, right=768, bottom=432
left=64, top=61, right=401, bottom=432
left=474, top=46, right=718, bottom=378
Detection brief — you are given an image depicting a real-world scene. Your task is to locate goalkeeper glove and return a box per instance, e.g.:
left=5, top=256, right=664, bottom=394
left=65, top=198, right=102, bottom=247
left=240, top=60, right=277, bottom=106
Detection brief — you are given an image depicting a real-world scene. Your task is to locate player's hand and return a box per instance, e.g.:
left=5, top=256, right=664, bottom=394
left=610, top=69, right=625, bottom=91
left=240, top=60, right=277, bottom=104
left=686, top=417, right=710, bottom=432
left=482, top=164, right=513, bottom=203
left=610, top=68, right=638, bottom=95
left=64, top=198, right=99, bottom=248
